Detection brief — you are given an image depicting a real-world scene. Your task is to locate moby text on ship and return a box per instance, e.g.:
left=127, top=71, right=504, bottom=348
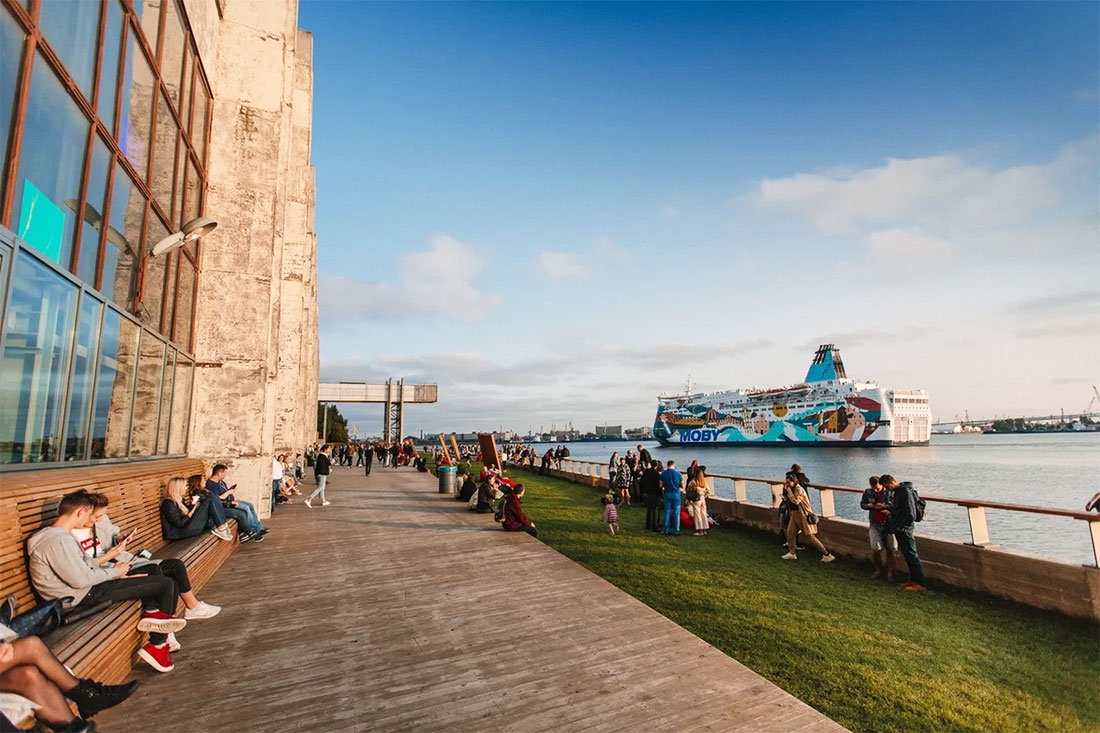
left=653, top=345, right=932, bottom=446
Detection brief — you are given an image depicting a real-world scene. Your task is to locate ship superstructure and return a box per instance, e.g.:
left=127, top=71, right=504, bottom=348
left=653, top=344, right=931, bottom=446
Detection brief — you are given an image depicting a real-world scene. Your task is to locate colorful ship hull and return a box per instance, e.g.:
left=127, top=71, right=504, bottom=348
left=653, top=345, right=931, bottom=447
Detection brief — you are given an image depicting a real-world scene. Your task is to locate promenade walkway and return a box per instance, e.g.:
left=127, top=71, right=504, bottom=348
left=95, top=465, right=845, bottom=732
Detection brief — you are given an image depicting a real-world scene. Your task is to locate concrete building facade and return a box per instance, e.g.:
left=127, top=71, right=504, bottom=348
left=0, top=0, right=317, bottom=517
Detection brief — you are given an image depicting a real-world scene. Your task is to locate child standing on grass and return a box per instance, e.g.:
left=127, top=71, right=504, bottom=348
left=601, top=493, right=620, bottom=535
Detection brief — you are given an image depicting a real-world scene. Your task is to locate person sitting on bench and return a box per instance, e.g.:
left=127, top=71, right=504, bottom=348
left=28, top=490, right=188, bottom=674
left=0, top=630, right=139, bottom=732
left=74, top=493, right=222, bottom=630
left=160, top=477, right=234, bottom=542
left=205, top=465, right=267, bottom=542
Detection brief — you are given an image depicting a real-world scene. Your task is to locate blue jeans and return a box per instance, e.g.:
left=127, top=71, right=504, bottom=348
left=207, top=494, right=228, bottom=526
left=663, top=495, right=681, bottom=534
left=893, top=526, right=925, bottom=584
left=271, top=479, right=282, bottom=511
left=224, top=501, right=263, bottom=534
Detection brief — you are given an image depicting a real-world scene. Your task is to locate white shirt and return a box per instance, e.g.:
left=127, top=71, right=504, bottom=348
left=272, top=458, right=284, bottom=480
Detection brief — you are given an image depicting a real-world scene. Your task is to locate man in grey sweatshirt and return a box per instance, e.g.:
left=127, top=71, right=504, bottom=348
left=27, top=490, right=188, bottom=673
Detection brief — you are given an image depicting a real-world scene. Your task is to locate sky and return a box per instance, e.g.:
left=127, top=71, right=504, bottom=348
left=298, top=1, right=1100, bottom=438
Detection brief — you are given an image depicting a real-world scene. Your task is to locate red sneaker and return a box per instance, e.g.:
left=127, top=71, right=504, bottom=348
left=137, top=642, right=174, bottom=672
left=137, top=610, right=187, bottom=633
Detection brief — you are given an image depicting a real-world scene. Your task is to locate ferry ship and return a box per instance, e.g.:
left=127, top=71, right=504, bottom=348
left=653, top=344, right=931, bottom=446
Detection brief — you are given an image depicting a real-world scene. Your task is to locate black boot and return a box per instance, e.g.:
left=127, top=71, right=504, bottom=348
left=49, top=719, right=96, bottom=733
left=66, top=678, right=141, bottom=718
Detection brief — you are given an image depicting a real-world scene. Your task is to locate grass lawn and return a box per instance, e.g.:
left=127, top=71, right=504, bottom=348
left=487, top=463, right=1099, bottom=733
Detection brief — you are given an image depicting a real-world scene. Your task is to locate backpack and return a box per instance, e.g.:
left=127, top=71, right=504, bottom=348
left=685, top=486, right=700, bottom=502
left=913, top=489, right=927, bottom=522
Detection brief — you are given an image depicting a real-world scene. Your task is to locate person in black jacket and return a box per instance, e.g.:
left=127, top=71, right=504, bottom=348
left=456, top=471, right=477, bottom=502
left=640, top=460, right=663, bottom=531
left=364, top=443, right=374, bottom=476
left=308, top=444, right=332, bottom=508
left=882, top=475, right=926, bottom=591
left=160, top=477, right=234, bottom=542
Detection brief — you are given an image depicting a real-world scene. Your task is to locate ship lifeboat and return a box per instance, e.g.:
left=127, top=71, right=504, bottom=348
left=747, top=384, right=812, bottom=398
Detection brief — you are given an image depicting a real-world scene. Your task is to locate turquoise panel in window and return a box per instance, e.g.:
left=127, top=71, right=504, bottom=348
left=12, top=54, right=88, bottom=271
left=0, top=252, right=79, bottom=464
left=64, top=293, right=103, bottom=461
left=18, top=180, right=65, bottom=264
left=0, top=10, right=24, bottom=208
left=38, top=0, right=100, bottom=102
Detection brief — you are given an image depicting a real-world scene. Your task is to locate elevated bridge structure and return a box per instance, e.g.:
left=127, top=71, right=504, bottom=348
left=318, top=379, right=438, bottom=442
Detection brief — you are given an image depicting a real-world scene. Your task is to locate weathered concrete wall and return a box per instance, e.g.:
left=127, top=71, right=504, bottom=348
left=185, top=0, right=318, bottom=515
left=513, top=462, right=1100, bottom=620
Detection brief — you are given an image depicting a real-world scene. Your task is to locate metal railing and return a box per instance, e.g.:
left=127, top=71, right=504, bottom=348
left=532, top=458, right=1100, bottom=566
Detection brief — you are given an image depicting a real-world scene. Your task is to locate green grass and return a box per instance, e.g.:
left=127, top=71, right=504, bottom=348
left=496, top=463, right=1099, bottom=733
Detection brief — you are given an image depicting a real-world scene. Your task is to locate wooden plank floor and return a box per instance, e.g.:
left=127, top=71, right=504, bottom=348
left=93, top=465, right=846, bottom=732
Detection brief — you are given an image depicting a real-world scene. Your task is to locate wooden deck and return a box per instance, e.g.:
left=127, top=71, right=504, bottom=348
left=93, top=465, right=846, bottom=732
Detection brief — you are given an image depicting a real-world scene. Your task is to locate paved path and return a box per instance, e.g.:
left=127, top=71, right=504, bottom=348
left=95, top=465, right=845, bottom=732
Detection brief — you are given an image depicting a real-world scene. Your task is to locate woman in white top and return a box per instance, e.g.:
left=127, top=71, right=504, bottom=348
left=687, top=467, right=711, bottom=536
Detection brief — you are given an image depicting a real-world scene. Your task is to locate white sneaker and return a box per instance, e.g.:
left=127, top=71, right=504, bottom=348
left=304, top=498, right=313, bottom=508
left=184, top=601, right=222, bottom=620
left=821, top=554, right=836, bottom=563
left=781, top=553, right=798, bottom=560
left=210, top=526, right=232, bottom=542
left=166, top=632, right=181, bottom=652
left=322, top=500, right=331, bottom=506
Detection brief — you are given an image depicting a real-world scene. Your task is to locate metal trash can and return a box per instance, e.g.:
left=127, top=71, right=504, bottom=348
left=437, top=465, right=457, bottom=494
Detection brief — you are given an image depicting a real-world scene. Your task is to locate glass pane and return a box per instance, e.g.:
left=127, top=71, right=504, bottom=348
left=102, top=161, right=144, bottom=307
left=129, top=331, right=164, bottom=456
left=173, top=133, right=185, bottom=222
left=38, top=0, right=99, bottom=101
left=64, top=293, right=102, bottom=461
left=174, top=256, right=193, bottom=350
left=156, top=348, right=174, bottom=454
left=98, top=0, right=125, bottom=135
left=139, top=212, right=169, bottom=329
left=77, top=136, right=112, bottom=286
left=192, top=78, right=208, bottom=166
left=12, top=55, right=88, bottom=269
left=0, top=10, right=24, bottom=208
left=150, top=90, right=178, bottom=214
left=119, top=32, right=155, bottom=180
left=0, top=253, right=79, bottom=464
left=133, top=0, right=160, bottom=55
left=161, top=0, right=185, bottom=101
left=179, top=47, right=192, bottom=137
left=168, top=354, right=192, bottom=453
left=91, top=308, right=137, bottom=458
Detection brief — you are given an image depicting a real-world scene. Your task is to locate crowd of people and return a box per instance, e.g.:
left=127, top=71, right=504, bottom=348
left=450, top=464, right=537, bottom=538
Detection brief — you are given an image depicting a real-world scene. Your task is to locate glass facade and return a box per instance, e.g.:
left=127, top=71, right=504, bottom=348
left=0, top=0, right=212, bottom=468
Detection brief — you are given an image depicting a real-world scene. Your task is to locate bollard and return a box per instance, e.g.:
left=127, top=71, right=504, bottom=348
left=965, top=505, right=990, bottom=546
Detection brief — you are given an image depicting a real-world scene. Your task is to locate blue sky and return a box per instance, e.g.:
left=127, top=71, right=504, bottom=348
left=299, top=1, right=1099, bottom=437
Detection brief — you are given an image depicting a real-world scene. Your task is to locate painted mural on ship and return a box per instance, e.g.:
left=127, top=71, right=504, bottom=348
left=653, top=345, right=931, bottom=446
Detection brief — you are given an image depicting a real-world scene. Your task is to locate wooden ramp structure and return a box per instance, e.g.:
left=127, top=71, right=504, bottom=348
left=318, top=378, right=437, bottom=441
left=95, top=465, right=846, bottom=732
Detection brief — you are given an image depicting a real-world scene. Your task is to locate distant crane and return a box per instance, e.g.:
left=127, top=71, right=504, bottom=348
left=1085, top=386, right=1100, bottom=419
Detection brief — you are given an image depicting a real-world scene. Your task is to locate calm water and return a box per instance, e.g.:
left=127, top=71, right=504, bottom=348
left=530, top=433, right=1100, bottom=565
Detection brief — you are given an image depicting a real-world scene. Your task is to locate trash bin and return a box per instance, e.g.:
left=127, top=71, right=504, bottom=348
left=438, top=465, right=457, bottom=494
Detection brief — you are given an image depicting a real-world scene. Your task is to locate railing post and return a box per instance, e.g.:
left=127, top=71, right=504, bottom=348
left=770, top=483, right=783, bottom=508
left=734, top=479, right=747, bottom=502
left=966, top=506, right=991, bottom=546
left=819, top=488, right=836, bottom=518
left=1088, top=520, right=1100, bottom=568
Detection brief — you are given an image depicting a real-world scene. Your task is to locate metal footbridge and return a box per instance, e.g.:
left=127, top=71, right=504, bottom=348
left=318, top=379, right=438, bottom=442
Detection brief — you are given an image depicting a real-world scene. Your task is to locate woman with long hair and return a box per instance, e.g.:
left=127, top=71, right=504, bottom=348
left=780, top=473, right=835, bottom=563
left=160, top=477, right=233, bottom=542
left=687, top=466, right=711, bottom=536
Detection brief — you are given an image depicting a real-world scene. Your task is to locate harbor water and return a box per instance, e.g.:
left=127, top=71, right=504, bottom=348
left=530, top=432, right=1100, bottom=565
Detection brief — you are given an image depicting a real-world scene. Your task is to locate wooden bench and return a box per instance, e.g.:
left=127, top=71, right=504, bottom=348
left=0, top=458, right=238, bottom=683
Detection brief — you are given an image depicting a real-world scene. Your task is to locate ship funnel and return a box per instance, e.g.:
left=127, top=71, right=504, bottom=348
left=805, top=344, right=847, bottom=382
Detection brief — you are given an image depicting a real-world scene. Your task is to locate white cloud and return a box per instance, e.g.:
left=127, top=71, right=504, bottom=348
left=756, top=137, right=1096, bottom=236
left=866, top=228, right=952, bottom=261
left=319, top=234, right=500, bottom=324
left=538, top=250, right=589, bottom=279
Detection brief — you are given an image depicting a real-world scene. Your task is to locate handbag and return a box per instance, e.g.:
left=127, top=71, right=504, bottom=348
left=6, top=597, right=70, bottom=639
left=806, top=512, right=819, bottom=526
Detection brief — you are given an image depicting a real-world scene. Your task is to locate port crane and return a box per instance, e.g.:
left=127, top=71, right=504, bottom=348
left=1085, top=386, right=1100, bottom=420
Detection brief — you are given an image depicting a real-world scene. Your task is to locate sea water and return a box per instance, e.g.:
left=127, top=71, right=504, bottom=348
left=530, top=432, right=1100, bottom=565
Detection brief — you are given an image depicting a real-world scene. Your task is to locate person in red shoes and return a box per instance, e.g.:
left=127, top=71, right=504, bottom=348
left=27, top=490, right=187, bottom=673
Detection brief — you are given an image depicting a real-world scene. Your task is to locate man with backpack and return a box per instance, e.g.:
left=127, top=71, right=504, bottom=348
left=881, top=475, right=926, bottom=592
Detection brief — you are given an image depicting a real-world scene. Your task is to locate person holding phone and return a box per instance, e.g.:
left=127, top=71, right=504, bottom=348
left=206, top=465, right=267, bottom=542
left=76, top=493, right=222, bottom=631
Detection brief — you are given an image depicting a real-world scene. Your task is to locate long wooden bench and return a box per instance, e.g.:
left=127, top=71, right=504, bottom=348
left=0, top=458, right=238, bottom=684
